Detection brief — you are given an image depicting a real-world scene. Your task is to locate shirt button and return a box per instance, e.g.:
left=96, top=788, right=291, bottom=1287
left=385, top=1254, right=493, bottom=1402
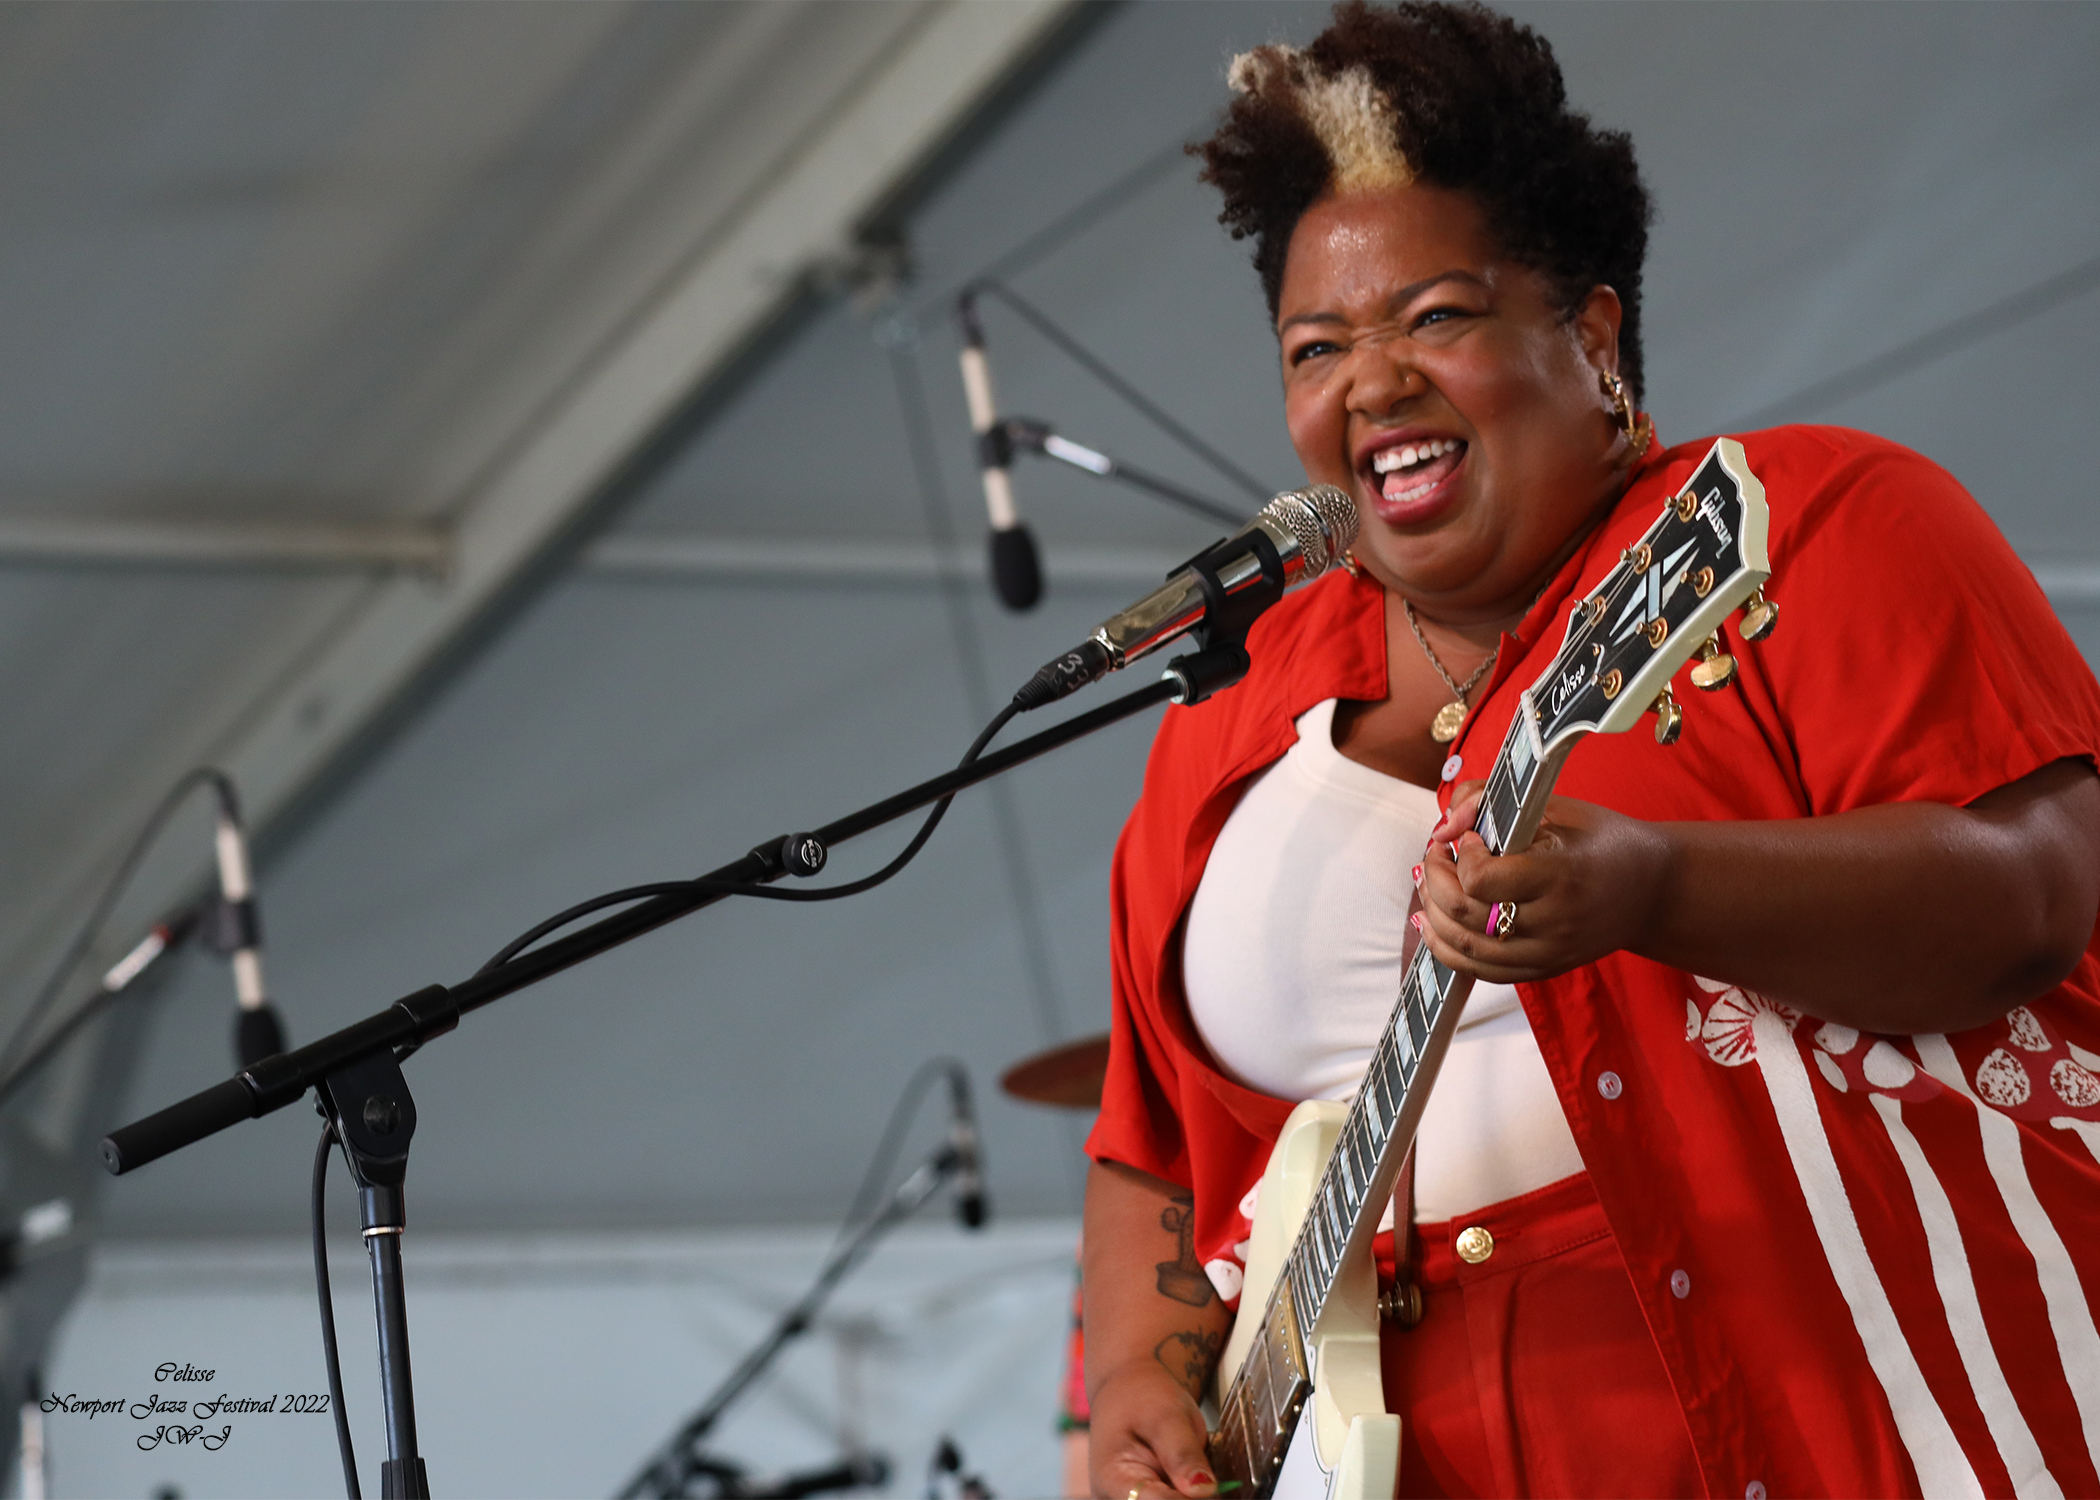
left=1455, top=1226, right=1495, bottom=1264
left=1746, top=1484, right=1767, bottom=1500
left=1597, top=1071, right=1623, bottom=1100
left=1670, top=1268, right=1692, bottom=1299
left=1440, top=754, right=1463, bottom=782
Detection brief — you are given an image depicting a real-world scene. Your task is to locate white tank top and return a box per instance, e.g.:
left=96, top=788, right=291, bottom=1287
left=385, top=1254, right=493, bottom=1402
left=1182, top=698, right=1585, bottom=1223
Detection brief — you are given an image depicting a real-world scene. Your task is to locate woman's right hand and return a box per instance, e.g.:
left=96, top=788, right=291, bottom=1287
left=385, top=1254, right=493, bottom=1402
left=1083, top=1160, right=1232, bottom=1499
left=1087, top=1360, right=1219, bottom=1499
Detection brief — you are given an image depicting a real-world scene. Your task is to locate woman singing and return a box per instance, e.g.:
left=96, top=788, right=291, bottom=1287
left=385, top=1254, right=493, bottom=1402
left=1081, top=3, right=2100, bottom=1496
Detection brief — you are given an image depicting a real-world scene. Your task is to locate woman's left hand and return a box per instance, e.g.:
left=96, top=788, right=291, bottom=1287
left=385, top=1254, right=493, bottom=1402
left=1412, top=779, right=1674, bottom=983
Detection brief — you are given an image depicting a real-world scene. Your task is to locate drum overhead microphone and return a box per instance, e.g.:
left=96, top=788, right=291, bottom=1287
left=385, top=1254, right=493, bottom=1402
left=208, top=780, right=287, bottom=1068
left=1012, top=484, right=1358, bottom=711
left=957, top=294, right=1042, bottom=612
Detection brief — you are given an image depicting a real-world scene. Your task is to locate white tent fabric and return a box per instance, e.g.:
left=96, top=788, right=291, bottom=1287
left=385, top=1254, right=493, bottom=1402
left=45, top=1218, right=1080, bottom=1500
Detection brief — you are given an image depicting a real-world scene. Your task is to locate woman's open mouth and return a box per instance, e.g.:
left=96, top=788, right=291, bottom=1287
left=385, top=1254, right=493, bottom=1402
left=1366, top=437, right=1467, bottom=522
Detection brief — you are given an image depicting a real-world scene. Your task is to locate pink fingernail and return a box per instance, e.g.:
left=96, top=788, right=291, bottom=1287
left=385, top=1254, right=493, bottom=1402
left=1191, top=1473, right=1215, bottom=1487
left=1410, top=864, right=1423, bottom=884
left=1409, top=912, right=1424, bottom=931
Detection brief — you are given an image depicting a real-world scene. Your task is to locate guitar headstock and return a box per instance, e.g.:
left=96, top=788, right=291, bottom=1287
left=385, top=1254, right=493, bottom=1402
left=1526, top=437, right=1771, bottom=758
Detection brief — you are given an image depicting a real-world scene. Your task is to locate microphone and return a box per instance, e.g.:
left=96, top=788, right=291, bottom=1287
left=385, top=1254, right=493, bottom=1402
left=209, top=782, right=287, bottom=1068
left=1012, top=484, right=1357, bottom=711
left=945, top=1067, right=988, bottom=1230
left=957, top=295, right=1042, bottom=612
left=99, top=907, right=198, bottom=996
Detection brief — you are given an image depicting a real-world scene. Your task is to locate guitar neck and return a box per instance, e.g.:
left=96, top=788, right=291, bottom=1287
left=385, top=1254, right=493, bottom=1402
left=1210, top=699, right=1577, bottom=1488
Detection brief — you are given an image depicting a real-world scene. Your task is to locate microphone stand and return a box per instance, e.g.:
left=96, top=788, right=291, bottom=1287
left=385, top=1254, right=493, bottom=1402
left=614, top=1140, right=966, bottom=1500
left=316, top=1049, right=426, bottom=1499
left=98, top=641, right=1257, bottom=1492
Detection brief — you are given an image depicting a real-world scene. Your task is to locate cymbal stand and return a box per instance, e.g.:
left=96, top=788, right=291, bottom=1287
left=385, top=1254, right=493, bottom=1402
left=616, top=1140, right=965, bottom=1500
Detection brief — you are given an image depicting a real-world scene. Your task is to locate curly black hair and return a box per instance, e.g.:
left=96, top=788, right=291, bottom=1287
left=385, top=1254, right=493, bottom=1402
left=1196, top=0, right=1656, bottom=399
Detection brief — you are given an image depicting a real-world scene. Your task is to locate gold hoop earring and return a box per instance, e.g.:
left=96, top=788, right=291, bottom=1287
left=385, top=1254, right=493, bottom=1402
left=1340, top=548, right=1363, bottom=579
left=1599, top=369, right=1654, bottom=460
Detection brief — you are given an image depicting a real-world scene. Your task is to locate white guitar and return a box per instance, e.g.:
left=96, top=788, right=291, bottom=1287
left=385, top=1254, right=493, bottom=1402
left=1206, top=438, right=1775, bottom=1499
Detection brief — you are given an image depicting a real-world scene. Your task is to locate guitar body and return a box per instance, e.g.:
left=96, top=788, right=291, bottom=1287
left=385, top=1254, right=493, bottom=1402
left=1218, top=1102, right=1400, bottom=1500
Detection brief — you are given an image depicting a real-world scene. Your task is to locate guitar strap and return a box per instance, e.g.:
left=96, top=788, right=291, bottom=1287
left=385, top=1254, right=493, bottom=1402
left=1383, top=1146, right=1426, bottom=1330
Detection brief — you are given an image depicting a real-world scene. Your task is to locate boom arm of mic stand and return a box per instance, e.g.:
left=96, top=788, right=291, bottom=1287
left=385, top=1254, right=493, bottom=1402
left=101, top=673, right=1185, bottom=1176
left=1000, top=419, right=1243, bottom=527
left=616, top=1146, right=960, bottom=1500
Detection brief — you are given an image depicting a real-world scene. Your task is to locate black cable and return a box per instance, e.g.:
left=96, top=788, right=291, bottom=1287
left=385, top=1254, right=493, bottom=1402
left=0, top=766, right=229, bottom=1076
left=313, top=1121, right=361, bottom=1500
left=474, top=705, right=1018, bottom=977
left=961, top=278, right=1271, bottom=503
left=476, top=884, right=702, bottom=978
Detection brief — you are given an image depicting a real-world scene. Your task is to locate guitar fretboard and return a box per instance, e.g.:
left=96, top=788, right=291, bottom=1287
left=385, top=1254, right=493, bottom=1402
left=1209, top=697, right=1562, bottom=1488
left=1270, top=698, right=1549, bottom=1320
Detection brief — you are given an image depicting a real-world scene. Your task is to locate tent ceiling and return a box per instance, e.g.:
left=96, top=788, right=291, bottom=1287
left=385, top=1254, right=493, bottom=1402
left=0, top=0, right=1075, bottom=1015
left=2, top=1, right=2096, bottom=1237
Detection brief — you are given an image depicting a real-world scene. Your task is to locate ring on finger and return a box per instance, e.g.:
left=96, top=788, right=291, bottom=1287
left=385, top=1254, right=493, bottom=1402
left=1487, top=900, right=1517, bottom=938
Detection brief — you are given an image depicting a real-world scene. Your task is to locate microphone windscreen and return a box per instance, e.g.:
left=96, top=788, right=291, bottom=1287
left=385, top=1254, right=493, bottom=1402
left=236, top=1004, right=286, bottom=1068
left=989, top=525, right=1042, bottom=612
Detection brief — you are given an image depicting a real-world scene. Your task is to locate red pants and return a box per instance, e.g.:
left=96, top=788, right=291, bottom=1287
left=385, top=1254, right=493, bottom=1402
left=1377, top=1173, right=1703, bottom=1499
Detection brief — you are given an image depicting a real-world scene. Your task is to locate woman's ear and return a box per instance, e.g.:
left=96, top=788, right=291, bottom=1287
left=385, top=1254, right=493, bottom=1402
left=1575, top=284, right=1624, bottom=378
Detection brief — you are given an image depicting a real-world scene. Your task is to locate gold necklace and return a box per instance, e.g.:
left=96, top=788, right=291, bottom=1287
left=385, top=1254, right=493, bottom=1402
left=1403, top=599, right=1497, bottom=743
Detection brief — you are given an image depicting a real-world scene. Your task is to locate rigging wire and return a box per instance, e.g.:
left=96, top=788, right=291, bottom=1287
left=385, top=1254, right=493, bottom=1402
left=948, top=137, right=1192, bottom=295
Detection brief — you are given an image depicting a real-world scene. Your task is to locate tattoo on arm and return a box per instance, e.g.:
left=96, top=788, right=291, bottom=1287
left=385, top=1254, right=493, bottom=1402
left=1154, top=1328, right=1224, bottom=1398
left=1155, top=1193, right=1215, bottom=1307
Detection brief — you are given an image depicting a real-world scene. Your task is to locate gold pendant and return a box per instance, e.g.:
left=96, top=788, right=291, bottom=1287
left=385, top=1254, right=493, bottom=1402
left=1430, top=700, right=1467, bottom=742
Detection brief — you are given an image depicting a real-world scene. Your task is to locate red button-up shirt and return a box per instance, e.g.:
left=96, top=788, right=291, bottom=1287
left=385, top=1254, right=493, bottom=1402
left=1087, top=425, right=2100, bottom=1498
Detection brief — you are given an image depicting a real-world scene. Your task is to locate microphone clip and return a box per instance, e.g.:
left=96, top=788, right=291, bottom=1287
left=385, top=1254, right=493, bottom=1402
left=1159, top=528, right=1285, bottom=706
left=1163, top=642, right=1253, bottom=707
left=203, top=895, right=262, bottom=956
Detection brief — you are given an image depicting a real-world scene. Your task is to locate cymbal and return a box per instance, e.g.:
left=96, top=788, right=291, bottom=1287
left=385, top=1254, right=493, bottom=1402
left=999, top=1033, right=1110, bottom=1111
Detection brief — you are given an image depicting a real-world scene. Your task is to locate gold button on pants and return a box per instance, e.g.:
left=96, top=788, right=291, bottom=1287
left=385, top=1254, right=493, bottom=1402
left=1455, top=1225, right=1495, bottom=1264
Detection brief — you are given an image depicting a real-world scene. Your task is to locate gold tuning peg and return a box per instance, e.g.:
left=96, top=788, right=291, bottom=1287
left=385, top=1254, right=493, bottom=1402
left=1651, top=684, right=1683, bottom=745
left=1740, top=586, right=1778, bottom=642
left=1689, top=632, right=1738, bottom=691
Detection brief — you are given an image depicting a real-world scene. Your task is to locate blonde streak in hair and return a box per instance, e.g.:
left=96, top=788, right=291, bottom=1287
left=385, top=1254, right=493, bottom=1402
left=1302, top=66, right=1414, bottom=193
left=1223, top=49, right=1414, bottom=195
left=1226, top=43, right=1301, bottom=97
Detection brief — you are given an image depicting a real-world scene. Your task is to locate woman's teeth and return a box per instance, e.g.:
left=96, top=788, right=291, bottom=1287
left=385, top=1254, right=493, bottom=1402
left=1371, top=437, right=1464, bottom=503
left=1370, top=438, right=1462, bottom=475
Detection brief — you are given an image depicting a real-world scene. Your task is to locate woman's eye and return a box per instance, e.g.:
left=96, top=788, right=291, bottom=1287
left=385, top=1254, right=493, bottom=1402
left=1414, top=305, right=1471, bottom=331
left=1288, top=339, right=1341, bottom=366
